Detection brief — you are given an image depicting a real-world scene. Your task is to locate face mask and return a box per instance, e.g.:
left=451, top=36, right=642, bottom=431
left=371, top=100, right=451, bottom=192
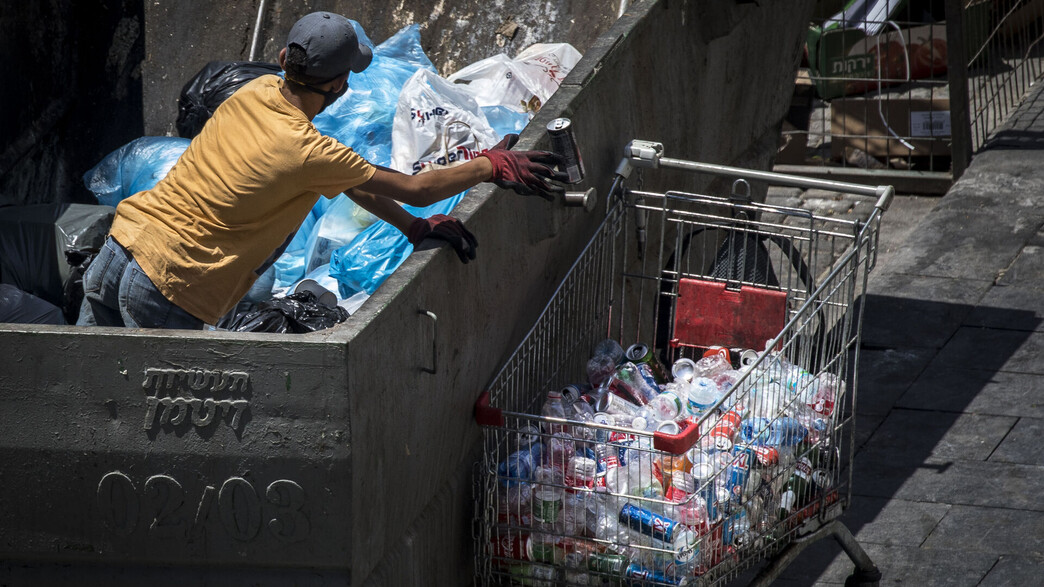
left=285, top=76, right=348, bottom=112
left=317, top=81, right=348, bottom=112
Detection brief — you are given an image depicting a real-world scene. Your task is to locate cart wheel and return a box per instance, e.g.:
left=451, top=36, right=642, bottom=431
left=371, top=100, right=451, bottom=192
left=844, top=567, right=882, bottom=587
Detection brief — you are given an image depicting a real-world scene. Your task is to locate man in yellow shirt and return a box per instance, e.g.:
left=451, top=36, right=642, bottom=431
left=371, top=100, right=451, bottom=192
left=78, top=11, right=564, bottom=329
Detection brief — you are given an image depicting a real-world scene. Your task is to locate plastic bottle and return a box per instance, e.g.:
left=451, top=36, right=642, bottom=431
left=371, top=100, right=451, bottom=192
left=541, top=388, right=576, bottom=435
left=610, top=362, right=659, bottom=405
left=809, top=372, right=840, bottom=416
left=686, top=377, right=723, bottom=416
left=546, top=432, right=577, bottom=470
left=595, top=443, right=628, bottom=494
left=695, top=353, right=730, bottom=379
left=740, top=417, right=808, bottom=447
left=497, top=481, right=533, bottom=526
left=643, top=390, right=685, bottom=423
left=586, top=353, right=618, bottom=388
left=624, top=453, right=663, bottom=500
left=532, top=465, right=564, bottom=525
left=664, top=471, right=710, bottom=536
left=497, top=442, right=546, bottom=486
left=593, top=338, right=626, bottom=365
left=509, top=561, right=560, bottom=587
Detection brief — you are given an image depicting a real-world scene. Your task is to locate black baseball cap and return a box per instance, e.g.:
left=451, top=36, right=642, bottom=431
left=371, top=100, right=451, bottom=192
left=286, top=12, right=372, bottom=79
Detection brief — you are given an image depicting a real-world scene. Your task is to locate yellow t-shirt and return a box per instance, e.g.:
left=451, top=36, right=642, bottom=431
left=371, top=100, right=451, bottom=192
left=110, top=75, right=375, bottom=325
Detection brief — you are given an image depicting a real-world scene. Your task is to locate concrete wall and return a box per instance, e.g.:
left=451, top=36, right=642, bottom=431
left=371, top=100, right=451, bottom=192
left=141, top=0, right=622, bottom=137
left=0, top=0, right=814, bottom=585
left=0, top=0, right=144, bottom=208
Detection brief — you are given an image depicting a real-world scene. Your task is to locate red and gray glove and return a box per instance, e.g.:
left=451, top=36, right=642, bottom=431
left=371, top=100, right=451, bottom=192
left=407, top=214, right=478, bottom=264
left=479, top=134, right=569, bottom=202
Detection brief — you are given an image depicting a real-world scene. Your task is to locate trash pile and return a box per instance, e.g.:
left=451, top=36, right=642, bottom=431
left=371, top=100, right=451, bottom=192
left=489, top=339, right=842, bottom=585
left=68, top=22, right=580, bottom=330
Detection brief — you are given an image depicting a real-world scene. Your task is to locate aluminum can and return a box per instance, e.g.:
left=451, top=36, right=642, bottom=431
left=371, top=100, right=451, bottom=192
left=736, top=443, right=779, bottom=468
left=490, top=530, right=530, bottom=562
left=671, top=358, right=698, bottom=384
left=624, top=563, right=689, bottom=585
left=625, top=343, right=670, bottom=384
left=690, top=462, right=721, bottom=523
left=561, top=383, right=586, bottom=404
left=723, top=453, right=751, bottom=502
left=546, top=117, right=585, bottom=184
left=618, top=503, right=683, bottom=544
left=587, top=551, right=629, bottom=576
left=708, top=410, right=742, bottom=451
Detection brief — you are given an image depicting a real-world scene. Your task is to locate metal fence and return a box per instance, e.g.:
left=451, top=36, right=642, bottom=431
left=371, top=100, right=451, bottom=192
left=783, top=0, right=1044, bottom=183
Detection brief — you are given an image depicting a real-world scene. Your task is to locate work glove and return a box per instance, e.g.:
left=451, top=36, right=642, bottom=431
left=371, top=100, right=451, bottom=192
left=407, top=214, right=478, bottom=264
left=479, top=134, right=569, bottom=202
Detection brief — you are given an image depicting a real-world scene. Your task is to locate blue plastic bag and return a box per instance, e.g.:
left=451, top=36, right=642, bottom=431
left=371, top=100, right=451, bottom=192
left=82, top=137, right=191, bottom=207
left=329, top=194, right=464, bottom=296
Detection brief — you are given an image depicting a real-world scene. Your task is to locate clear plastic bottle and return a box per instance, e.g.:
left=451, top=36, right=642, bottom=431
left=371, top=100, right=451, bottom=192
left=497, top=481, right=533, bottom=527
left=593, top=339, right=626, bottom=365
left=546, top=432, right=577, bottom=470
left=644, top=390, right=685, bottom=423
left=686, top=377, right=723, bottom=416
left=695, top=353, right=730, bottom=379
left=497, top=442, right=545, bottom=486
left=541, top=389, right=574, bottom=435
left=532, top=465, right=564, bottom=525
left=586, top=353, right=618, bottom=388
left=611, top=362, right=660, bottom=405
left=625, top=453, right=664, bottom=501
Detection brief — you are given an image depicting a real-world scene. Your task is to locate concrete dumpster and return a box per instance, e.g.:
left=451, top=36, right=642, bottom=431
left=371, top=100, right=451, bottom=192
left=0, top=0, right=815, bottom=584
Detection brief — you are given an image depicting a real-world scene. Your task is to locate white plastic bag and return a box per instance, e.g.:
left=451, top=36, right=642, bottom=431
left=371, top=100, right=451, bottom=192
left=390, top=69, right=500, bottom=175
left=513, top=43, right=582, bottom=103
left=447, top=43, right=582, bottom=113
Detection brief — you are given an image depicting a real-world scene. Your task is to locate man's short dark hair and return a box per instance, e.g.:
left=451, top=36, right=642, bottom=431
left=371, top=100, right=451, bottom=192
left=284, top=44, right=329, bottom=85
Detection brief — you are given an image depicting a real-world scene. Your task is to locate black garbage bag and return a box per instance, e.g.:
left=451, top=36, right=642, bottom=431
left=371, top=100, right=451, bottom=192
left=177, top=61, right=282, bottom=139
left=0, top=284, right=67, bottom=325
left=227, top=291, right=349, bottom=334
left=0, top=203, right=114, bottom=324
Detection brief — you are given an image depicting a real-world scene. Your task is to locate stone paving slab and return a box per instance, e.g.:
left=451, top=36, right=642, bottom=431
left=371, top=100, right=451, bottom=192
left=844, top=496, right=952, bottom=547
left=965, top=284, right=1044, bottom=332
left=989, top=417, right=1044, bottom=467
left=855, top=408, right=1015, bottom=465
left=860, top=282, right=990, bottom=349
left=852, top=347, right=936, bottom=416
left=921, top=505, right=1044, bottom=554
left=776, top=541, right=999, bottom=586
left=852, top=459, right=1044, bottom=512
left=965, top=242, right=1044, bottom=332
left=875, top=204, right=1040, bottom=282
left=978, top=554, right=1044, bottom=587
left=897, top=363, right=1044, bottom=419
left=933, top=327, right=1044, bottom=375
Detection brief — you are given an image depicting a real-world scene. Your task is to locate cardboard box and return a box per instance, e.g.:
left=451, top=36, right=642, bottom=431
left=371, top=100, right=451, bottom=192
left=807, top=23, right=948, bottom=100
left=831, top=97, right=951, bottom=159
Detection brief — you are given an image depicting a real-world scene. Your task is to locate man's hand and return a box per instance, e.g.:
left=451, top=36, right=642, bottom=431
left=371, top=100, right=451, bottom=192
left=407, top=214, right=478, bottom=264
left=480, top=134, right=569, bottom=201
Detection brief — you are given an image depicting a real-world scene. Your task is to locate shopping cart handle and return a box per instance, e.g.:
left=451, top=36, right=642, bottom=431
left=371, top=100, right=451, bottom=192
left=653, top=418, right=701, bottom=455
left=474, top=391, right=505, bottom=427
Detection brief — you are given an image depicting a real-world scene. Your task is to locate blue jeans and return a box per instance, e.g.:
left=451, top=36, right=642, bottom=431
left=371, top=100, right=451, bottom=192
left=77, top=237, right=204, bottom=330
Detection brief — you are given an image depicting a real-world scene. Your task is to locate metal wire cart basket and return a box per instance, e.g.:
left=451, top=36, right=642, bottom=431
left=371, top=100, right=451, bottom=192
left=474, top=141, right=893, bottom=586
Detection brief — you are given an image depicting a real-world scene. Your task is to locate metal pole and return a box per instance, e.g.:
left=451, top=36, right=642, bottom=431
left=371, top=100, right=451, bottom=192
left=249, top=0, right=269, bottom=62
left=945, top=0, right=973, bottom=180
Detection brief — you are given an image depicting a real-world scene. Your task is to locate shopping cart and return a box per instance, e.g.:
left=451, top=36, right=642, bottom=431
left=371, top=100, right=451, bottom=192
left=473, top=140, right=891, bottom=586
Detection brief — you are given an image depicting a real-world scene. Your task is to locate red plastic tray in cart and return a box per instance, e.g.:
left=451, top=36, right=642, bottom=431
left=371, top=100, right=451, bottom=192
left=670, top=278, right=787, bottom=352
